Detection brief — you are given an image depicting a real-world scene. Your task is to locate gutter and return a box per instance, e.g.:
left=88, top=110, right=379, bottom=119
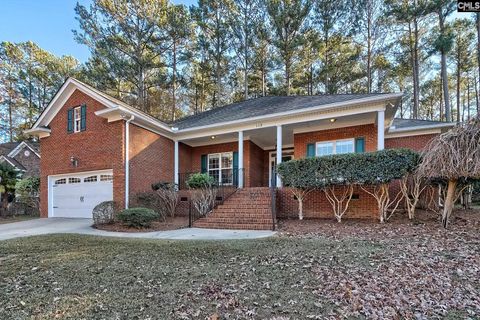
left=388, top=122, right=454, bottom=133
left=125, top=115, right=135, bottom=209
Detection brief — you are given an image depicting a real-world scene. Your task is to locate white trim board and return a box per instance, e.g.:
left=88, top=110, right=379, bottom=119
left=8, top=141, right=40, bottom=158
left=385, top=128, right=442, bottom=139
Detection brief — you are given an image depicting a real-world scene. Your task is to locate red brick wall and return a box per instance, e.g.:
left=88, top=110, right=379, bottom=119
left=128, top=124, right=174, bottom=195
left=385, top=134, right=437, bottom=152
left=294, top=124, right=377, bottom=159
left=39, top=89, right=125, bottom=217
left=277, top=187, right=379, bottom=220
left=179, top=142, right=193, bottom=174
left=245, top=141, right=264, bottom=187
left=188, top=140, right=265, bottom=187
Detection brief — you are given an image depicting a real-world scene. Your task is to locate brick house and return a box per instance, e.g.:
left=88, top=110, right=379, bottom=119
left=0, top=141, right=40, bottom=177
left=26, top=78, right=454, bottom=229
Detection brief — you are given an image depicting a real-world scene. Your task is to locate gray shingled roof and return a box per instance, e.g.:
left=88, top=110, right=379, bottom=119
left=0, top=156, right=26, bottom=171
left=391, top=118, right=453, bottom=130
left=0, top=142, right=20, bottom=157
left=173, top=94, right=397, bottom=130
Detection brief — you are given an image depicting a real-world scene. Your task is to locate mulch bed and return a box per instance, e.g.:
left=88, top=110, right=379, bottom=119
left=277, top=208, right=480, bottom=240
left=94, top=216, right=189, bottom=232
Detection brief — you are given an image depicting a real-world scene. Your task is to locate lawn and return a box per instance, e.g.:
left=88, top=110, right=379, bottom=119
left=0, top=211, right=479, bottom=319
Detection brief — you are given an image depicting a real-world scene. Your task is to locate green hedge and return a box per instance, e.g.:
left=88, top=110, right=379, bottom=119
left=277, top=148, right=420, bottom=189
left=117, top=207, right=158, bottom=228
left=186, top=173, right=215, bottom=189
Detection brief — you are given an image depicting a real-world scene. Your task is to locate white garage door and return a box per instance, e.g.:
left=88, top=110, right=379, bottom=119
left=49, top=170, right=113, bottom=218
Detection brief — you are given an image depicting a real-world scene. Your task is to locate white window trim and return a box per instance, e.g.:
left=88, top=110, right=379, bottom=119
left=207, top=152, right=233, bottom=185
left=73, top=106, right=81, bottom=133
left=315, top=138, right=355, bottom=156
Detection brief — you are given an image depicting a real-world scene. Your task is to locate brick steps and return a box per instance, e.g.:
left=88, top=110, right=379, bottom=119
left=193, top=187, right=274, bottom=230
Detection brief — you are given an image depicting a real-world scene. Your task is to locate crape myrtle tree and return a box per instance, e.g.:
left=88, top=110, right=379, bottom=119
left=418, top=118, right=480, bottom=228
left=276, top=158, right=315, bottom=220
left=358, top=149, right=420, bottom=223
left=278, top=148, right=419, bottom=222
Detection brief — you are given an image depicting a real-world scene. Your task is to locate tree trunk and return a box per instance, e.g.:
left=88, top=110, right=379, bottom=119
left=8, top=82, right=13, bottom=142
left=172, top=41, right=177, bottom=122
left=442, top=179, right=457, bottom=228
left=439, top=10, right=451, bottom=122
left=456, top=45, right=461, bottom=123
left=476, top=12, right=480, bottom=112
left=298, top=197, right=303, bottom=220
left=408, top=22, right=418, bottom=119
left=413, top=18, right=420, bottom=119
left=366, top=6, right=372, bottom=93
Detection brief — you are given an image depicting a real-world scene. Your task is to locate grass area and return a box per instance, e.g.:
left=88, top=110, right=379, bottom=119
left=1, top=227, right=479, bottom=319
left=0, top=216, right=38, bottom=225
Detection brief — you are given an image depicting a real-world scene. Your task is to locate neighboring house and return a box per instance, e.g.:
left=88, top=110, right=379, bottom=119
left=26, top=78, right=454, bottom=228
left=0, top=141, right=40, bottom=177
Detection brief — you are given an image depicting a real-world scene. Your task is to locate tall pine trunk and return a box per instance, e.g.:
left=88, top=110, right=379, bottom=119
left=172, top=41, right=177, bottom=122
left=439, top=10, right=451, bottom=122
left=477, top=13, right=480, bottom=113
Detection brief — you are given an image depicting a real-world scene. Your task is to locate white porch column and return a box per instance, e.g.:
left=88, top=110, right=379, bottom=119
left=276, top=125, right=282, bottom=187
left=238, top=131, right=244, bottom=188
left=174, top=140, right=179, bottom=186
left=377, top=110, right=385, bottom=150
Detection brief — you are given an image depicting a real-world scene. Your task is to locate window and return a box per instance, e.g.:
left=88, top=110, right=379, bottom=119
left=73, top=107, right=81, bottom=133
left=68, top=177, right=81, bottom=184
left=208, top=152, right=233, bottom=185
left=316, top=139, right=355, bottom=156
left=100, top=174, right=113, bottom=182
left=54, top=178, right=66, bottom=185
left=84, top=176, right=98, bottom=183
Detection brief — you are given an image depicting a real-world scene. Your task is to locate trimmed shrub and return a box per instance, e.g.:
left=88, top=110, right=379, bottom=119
left=151, top=181, right=178, bottom=217
left=186, top=173, right=215, bottom=189
left=92, top=201, right=115, bottom=225
left=186, top=173, right=216, bottom=217
left=131, top=192, right=166, bottom=221
left=277, top=149, right=420, bottom=222
left=117, top=207, right=158, bottom=228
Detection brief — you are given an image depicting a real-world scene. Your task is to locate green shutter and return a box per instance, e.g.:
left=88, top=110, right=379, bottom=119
left=80, top=104, right=87, bottom=131
left=355, top=137, right=365, bottom=153
left=201, top=154, right=207, bottom=173
left=306, top=143, right=315, bottom=157
left=233, top=151, right=239, bottom=187
left=67, top=109, right=74, bottom=133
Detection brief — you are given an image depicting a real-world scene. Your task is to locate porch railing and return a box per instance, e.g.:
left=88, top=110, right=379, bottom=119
left=184, top=169, right=245, bottom=227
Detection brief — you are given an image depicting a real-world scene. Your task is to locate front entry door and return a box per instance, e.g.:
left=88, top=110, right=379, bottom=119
left=269, top=149, right=294, bottom=187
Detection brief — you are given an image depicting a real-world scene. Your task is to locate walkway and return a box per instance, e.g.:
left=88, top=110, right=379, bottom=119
left=0, top=218, right=275, bottom=241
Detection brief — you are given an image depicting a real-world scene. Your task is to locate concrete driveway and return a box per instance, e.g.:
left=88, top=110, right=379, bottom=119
left=0, top=218, right=275, bottom=241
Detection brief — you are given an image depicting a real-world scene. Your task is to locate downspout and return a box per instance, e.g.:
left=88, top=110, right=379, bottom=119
left=125, top=115, right=135, bottom=209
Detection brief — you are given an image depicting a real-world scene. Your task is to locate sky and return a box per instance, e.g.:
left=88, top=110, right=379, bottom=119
left=0, top=0, right=196, bottom=63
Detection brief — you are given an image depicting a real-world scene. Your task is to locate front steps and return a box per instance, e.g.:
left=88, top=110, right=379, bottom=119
left=193, top=187, right=274, bottom=230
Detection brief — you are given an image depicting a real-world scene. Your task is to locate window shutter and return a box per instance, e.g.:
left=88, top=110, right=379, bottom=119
left=201, top=155, right=207, bottom=173
left=306, top=143, right=315, bottom=157
left=355, top=137, right=365, bottom=153
left=233, top=151, right=239, bottom=187
left=80, top=104, right=87, bottom=131
left=67, top=109, right=74, bottom=133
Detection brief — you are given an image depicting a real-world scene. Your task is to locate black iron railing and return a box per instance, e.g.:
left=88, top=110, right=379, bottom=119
left=184, top=169, right=245, bottom=227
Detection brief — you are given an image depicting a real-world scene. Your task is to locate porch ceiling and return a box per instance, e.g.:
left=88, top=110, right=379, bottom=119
left=180, top=111, right=379, bottom=150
